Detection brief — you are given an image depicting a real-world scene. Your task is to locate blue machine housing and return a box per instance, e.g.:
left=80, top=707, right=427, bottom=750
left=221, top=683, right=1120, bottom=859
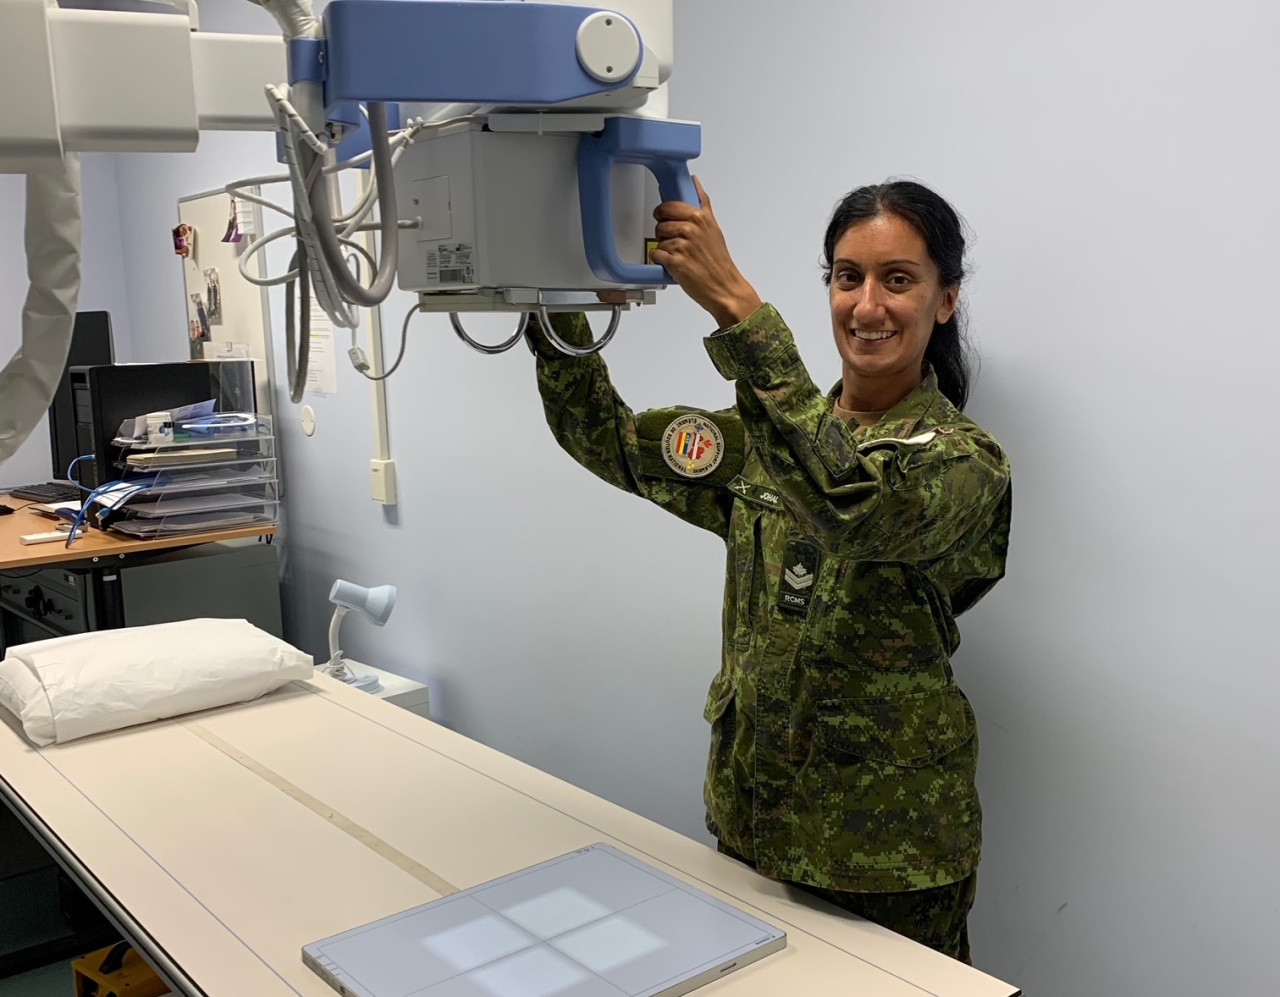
left=311, top=0, right=640, bottom=107
left=283, top=1, right=703, bottom=287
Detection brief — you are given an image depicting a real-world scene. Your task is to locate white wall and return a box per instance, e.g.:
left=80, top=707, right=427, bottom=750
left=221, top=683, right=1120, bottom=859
left=89, top=2, right=1280, bottom=995
left=0, top=155, right=136, bottom=488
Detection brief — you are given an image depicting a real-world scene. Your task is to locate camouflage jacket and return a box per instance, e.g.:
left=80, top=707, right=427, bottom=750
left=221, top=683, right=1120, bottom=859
left=532, top=303, right=1012, bottom=892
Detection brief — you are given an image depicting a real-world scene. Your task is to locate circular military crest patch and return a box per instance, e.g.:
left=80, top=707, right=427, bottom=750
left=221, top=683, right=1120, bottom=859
left=661, top=415, right=724, bottom=478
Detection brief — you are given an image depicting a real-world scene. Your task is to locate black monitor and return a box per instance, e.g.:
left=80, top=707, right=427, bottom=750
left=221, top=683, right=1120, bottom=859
left=48, top=311, right=115, bottom=481
left=70, top=359, right=256, bottom=489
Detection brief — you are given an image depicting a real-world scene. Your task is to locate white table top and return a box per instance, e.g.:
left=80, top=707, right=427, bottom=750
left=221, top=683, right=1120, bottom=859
left=0, top=674, right=1020, bottom=997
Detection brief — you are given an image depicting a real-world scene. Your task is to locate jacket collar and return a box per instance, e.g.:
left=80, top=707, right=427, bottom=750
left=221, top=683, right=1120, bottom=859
left=825, top=366, right=944, bottom=442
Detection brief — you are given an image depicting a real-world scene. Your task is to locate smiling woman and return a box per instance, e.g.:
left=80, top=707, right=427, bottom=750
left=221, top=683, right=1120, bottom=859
left=528, top=178, right=1011, bottom=965
left=822, top=182, right=972, bottom=413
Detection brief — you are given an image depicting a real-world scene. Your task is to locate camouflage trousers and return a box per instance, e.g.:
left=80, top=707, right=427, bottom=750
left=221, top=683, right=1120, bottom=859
left=718, top=842, right=977, bottom=964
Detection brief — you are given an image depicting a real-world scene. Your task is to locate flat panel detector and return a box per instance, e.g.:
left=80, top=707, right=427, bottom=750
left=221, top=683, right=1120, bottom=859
left=302, top=843, right=786, bottom=997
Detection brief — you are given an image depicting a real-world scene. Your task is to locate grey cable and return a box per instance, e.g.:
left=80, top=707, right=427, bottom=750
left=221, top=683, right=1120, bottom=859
left=283, top=247, right=312, bottom=403
left=307, top=102, right=399, bottom=307
left=358, top=301, right=418, bottom=381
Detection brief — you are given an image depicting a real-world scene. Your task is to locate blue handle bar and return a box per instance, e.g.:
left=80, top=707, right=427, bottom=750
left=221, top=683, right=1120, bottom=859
left=577, top=117, right=702, bottom=286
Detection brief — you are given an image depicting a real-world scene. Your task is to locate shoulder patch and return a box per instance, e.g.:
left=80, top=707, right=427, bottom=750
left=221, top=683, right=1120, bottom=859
left=661, top=415, right=724, bottom=478
left=635, top=407, right=744, bottom=485
left=728, top=476, right=782, bottom=510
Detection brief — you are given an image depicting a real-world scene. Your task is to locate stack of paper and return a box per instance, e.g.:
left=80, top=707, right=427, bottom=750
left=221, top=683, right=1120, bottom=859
left=126, top=448, right=236, bottom=470
left=108, top=509, right=270, bottom=537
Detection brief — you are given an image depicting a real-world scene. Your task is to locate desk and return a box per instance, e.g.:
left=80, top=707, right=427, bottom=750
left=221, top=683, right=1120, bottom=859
left=1, top=497, right=282, bottom=653
left=0, top=676, right=1020, bottom=997
left=0, top=493, right=277, bottom=571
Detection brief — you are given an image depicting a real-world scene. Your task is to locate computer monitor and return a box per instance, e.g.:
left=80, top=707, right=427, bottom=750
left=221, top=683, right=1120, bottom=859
left=48, top=311, right=114, bottom=481
left=70, top=359, right=256, bottom=489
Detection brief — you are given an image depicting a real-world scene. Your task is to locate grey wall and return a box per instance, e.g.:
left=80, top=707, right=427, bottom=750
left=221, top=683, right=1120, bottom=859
left=0, top=155, right=135, bottom=488
left=20, top=2, right=1279, bottom=995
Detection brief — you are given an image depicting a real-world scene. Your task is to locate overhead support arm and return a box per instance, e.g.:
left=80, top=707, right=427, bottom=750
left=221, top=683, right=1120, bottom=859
left=0, top=0, right=283, bottom=174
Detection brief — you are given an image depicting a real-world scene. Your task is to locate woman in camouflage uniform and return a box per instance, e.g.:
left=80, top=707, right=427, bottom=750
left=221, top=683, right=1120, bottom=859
left=530, top=180, right=1011, bottom=963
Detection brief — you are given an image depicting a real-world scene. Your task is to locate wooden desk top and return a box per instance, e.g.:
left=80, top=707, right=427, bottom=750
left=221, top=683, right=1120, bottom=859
left=0, top=494, right=276, bottom=571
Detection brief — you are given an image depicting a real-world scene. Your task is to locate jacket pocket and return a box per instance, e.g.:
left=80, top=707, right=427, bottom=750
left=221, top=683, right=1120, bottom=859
left=702, top=675, right=740, bottom=836
left=815, top=686, right=975, bottom=768
left=703, top=673, right=734, bottom=724
left=800, top=686, right=982, bottom=878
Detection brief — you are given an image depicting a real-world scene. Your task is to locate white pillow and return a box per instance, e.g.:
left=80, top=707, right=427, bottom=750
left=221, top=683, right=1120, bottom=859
left=0, top=619, right=313, bottom=746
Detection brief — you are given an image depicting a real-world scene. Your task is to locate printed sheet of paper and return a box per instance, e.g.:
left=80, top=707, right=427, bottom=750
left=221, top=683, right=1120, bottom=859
left=306, top=302, right=339, bottom=396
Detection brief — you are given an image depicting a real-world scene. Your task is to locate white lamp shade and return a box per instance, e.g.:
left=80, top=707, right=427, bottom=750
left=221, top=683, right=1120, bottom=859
left=329, top=580, right=397, bottom=626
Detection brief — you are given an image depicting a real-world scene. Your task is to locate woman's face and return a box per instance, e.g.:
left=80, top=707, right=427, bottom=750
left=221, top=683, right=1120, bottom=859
left=829, top=212, right=958, bottom=391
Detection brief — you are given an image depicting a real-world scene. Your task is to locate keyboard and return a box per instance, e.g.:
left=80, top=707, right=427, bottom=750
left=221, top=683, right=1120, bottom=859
left=5, top=482, right=82, bottom=503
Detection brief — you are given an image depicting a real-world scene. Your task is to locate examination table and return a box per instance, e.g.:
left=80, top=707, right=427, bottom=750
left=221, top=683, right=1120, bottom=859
left=0, top=674, right=1021, bottom=996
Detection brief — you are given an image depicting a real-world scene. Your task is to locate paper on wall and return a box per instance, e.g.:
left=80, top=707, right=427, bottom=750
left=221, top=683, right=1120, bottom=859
left=306, top=302, right=339, bottom=396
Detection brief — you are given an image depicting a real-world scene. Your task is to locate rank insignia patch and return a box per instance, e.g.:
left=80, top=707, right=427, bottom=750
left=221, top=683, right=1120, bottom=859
left=778, top=539, right=821, bottom=615
left=661, top=415, right=724, bottom=478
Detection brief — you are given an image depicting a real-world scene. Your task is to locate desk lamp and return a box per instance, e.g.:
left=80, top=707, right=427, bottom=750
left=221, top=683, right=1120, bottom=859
left=325, top=579, right=396, bottom=693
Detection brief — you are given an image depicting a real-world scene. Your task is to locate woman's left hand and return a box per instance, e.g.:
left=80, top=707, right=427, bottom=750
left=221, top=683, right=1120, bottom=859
left=651, top=177, right=762, bottom=329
